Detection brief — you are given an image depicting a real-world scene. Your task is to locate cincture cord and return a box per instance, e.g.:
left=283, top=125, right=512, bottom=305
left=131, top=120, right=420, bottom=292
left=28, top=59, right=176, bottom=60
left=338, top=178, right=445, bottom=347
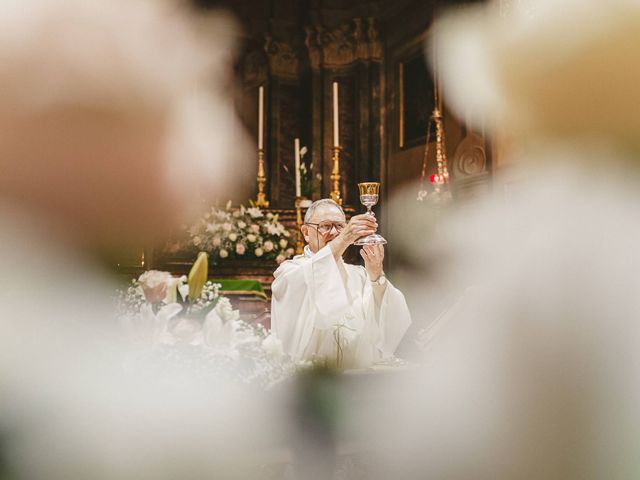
left=333, top=323, right=355, bottom=369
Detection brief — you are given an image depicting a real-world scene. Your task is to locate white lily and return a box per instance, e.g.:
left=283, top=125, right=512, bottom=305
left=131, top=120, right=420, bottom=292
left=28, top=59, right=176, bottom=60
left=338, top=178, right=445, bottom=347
left=121, top=302, right=182, bottom=346
left=168, top=317, right=203, bottom=345
left=178, top=281, right=190, bottom=302
left=203, top=309, right=236, bottom=349
left=214, top=297, right=239, bottom=322
left=164, top=275, right=186, bottom=304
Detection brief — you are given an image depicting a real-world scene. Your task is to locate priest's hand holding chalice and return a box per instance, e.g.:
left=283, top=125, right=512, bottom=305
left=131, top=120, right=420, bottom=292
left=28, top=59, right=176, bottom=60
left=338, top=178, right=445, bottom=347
left=354, top=182, right=387, bottom=246
left=353, top=182, right=386, bottom=285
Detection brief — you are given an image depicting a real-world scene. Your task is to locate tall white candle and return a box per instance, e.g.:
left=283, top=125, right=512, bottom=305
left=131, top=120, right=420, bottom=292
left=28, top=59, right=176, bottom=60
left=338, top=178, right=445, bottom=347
left=294, top=138, right=301, bottom=197
left=258, top=86, right=264, bottom=150
left=332, top=81, right=339, bottom=147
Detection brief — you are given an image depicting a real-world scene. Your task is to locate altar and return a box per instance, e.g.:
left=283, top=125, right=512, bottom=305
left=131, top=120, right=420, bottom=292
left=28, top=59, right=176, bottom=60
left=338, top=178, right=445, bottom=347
left=114, top=201, right=362, bottom=327
left=110, top=208, right=300, bottom=325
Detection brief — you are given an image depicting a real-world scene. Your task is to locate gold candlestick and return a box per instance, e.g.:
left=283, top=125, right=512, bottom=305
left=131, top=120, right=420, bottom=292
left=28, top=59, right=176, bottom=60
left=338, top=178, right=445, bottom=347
left=255, top=148, right=269, bottom=207
left=330, top=146, right=342, bottom=205
left=294, top=196, right=304, bottom=255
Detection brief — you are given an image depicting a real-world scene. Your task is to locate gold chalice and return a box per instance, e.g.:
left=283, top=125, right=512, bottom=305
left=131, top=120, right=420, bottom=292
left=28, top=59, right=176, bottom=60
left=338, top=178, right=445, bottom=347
left=354, top=182, right=387, bottom=245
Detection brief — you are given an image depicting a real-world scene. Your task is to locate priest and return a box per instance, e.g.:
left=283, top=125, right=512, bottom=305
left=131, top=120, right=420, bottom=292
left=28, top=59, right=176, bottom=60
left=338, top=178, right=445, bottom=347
left=271, top=199, right=411, bottom=369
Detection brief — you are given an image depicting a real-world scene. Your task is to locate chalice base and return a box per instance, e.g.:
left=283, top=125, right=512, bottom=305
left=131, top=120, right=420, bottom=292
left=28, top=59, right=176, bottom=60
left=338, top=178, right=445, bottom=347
left=354, top=233, right=387, bottom=246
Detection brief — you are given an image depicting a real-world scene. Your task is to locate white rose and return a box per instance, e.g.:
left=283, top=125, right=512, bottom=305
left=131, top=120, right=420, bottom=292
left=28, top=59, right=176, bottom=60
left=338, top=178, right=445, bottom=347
left=219, top=249, right=229, bottom=258
left=222, top=222, right=232, bottom=231
left=263, top=240, right=274, bottom=252
left=254, top=247, right=263, bottom=257
left=138, top=270, right=172, bottom=289
left=228, top=232, right=237, bottom=242
left=238, top=220, right=246, bottom=228
left=279, top=238, right=288, bottom=248
left=247, top=234, right=257, bottom=243
left=138, top=270, right=172, bottom=303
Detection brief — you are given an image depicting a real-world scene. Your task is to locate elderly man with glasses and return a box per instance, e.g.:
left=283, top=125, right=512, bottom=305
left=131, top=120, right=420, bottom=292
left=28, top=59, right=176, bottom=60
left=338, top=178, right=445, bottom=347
left=271, top=199, right=411, bottom=369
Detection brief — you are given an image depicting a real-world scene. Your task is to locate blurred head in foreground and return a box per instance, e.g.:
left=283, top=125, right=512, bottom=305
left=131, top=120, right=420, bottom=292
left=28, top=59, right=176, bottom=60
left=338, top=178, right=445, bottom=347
left=435, top=0, right=640, bottom=155
left=366, top=1, right=640, bottom=479
left=0, top=2, right=280, bottom=480
left=0, top=0, right=252, bottom=250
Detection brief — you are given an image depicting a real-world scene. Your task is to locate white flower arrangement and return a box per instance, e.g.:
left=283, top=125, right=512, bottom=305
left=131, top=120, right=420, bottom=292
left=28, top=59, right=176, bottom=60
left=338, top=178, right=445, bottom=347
left=187, top=202, right=295, bottom=264
left=116, top=254, right=294, bottom=388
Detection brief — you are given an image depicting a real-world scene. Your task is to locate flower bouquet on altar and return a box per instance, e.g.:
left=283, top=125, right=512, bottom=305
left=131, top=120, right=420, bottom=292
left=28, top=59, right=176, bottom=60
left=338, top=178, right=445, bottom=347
left=116, top=252, right=294, bottom=388
left=186, top=201, right=296, bottom=265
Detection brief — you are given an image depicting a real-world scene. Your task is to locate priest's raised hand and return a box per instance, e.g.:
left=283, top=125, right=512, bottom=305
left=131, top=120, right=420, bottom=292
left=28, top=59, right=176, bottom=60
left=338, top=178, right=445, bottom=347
left=328, top=213, right=378, bottom=259
left=360, top=244, right=385, bottom=283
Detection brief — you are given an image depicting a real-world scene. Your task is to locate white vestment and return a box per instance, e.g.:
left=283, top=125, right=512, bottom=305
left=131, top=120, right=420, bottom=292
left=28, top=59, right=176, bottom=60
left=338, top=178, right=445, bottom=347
left=271, top=244, right=411, bottom=369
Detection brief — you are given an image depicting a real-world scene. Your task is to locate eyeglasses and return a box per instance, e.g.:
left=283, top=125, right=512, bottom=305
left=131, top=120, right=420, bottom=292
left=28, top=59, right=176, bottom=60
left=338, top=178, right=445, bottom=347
left=305, top=221, right=347, bottom=235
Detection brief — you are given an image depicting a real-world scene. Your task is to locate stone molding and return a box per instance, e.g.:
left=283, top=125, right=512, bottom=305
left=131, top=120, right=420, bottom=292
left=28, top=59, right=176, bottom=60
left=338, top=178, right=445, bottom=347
left=264, top=35, right=301, bottom=80
left=305, top=17, right=381, bottom=69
